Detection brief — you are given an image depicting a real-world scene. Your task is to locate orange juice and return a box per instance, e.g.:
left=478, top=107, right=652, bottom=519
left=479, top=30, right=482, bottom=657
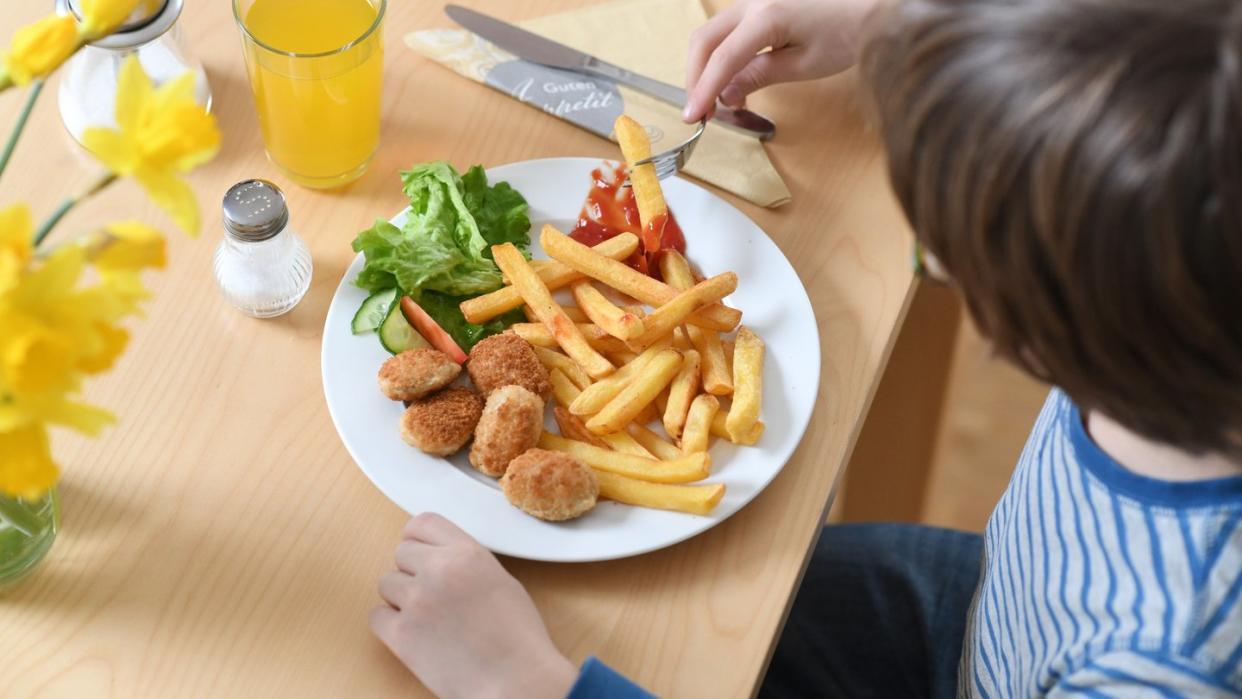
left=238, top=0, right=384, bottom=188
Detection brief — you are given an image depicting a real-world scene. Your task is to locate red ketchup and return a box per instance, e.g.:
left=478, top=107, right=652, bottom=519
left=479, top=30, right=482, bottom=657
left=570, top=163, right=686, bottom=278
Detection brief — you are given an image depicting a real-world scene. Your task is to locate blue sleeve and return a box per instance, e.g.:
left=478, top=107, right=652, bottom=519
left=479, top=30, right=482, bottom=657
left=566, top=657, right=655, bottom=698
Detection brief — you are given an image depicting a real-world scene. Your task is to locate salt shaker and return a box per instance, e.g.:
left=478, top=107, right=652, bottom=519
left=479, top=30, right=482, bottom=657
left=214, top=180, right=312, bottom=318
left=57, top=0, right=211, bottom=143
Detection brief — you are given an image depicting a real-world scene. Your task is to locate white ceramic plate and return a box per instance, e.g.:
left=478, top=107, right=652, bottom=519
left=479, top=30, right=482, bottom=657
left=322, top=157, right=820, bottom=562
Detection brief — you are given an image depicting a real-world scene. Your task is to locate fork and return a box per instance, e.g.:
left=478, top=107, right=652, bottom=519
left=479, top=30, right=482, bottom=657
left=624, top=118, right=707, bottom=186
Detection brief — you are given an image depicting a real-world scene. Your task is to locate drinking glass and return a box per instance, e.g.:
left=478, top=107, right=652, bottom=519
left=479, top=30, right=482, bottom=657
left=233, top=0, right=385, bottom=189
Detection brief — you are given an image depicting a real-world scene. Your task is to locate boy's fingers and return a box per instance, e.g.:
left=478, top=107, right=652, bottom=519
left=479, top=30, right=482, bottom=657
left=394, top=540, right=436, bottom=575
left=720, top=48, right=806, bottom=106
left=687, top=15, right=781, bottom=124
left=378, top=570, right=416, bottom=609
left=401, top=512, right=471, bottom=545
left=368, top=605, right=399, bottom=642
left=684, top=5, right=745, bottom=119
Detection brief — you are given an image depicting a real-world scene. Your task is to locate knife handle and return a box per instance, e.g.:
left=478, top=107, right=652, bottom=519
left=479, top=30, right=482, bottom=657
left=583, top=59, right=775, bottom=140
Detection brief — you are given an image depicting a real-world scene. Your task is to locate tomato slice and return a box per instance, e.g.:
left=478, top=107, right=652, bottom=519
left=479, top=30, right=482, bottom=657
left=400, top=296, right=468, bottom=364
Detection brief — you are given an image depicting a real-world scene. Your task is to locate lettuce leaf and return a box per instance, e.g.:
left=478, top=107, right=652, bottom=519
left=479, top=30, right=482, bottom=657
left=416, top=291, right=527, bottom=351
left=350, top=161, right=531, bottom=350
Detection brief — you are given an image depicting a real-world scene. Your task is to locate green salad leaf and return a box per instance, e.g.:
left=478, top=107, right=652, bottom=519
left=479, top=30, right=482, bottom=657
left=351, top=161, right=532, bottom=350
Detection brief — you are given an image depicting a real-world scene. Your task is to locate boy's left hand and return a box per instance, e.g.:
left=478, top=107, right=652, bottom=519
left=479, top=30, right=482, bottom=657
left=370, top=513, right=578, bottom=699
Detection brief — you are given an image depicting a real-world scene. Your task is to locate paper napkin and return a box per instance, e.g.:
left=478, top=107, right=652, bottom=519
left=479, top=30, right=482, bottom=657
left=405, top=0, right=792, bottom=208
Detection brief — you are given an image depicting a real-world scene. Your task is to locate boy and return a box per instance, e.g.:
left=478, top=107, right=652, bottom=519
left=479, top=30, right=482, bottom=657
left=369, top=0, right=1242, bottom=696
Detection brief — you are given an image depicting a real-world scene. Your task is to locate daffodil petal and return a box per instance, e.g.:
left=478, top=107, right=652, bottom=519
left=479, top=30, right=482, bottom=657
left=0, top=423, right=58, bottom=499
left=82, top=127, right=138, bottom=175
left=152, top=70, right=197, bottom=110
left=39, top=398, right=115, bottom=436
left=115, top=54, right=153, bottom=135
left=135, top=168, right=199, bottom=236
left=3, top=14, right=79, bottom=86
left=93, top=221, right=166, bottom=271
left=78, top=0, right=144, bottom=39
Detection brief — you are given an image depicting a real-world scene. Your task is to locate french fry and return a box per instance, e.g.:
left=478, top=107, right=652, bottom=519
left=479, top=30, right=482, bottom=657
left=661, top=251, right=732, bottom=395
left=554, top=406, right=610, bottom=449
left=572, top=281, right=645, bottom=341
left=532, top=346, right=591, bottom=390
left=593, top=470, right=725, bottom=515
left=659, top=249, right=695, bottom=289
left=493, top=243, right=614, bottom=379
left=615, top=115, right=667, bottom=228
left=606, top=350, right=639, bottom=366
left=725, top=327, right=764, bottom=441
left=633, top=402, right=661, bottom=426
left=570, top=338, right=671, bottom=416
left=689, top=325, right=732, bottom=395
left=681, top=394, right=719, bottom=454
left=628, top=423, right=683, bottom=461
left=627, top=273, right=737, bottom=351
left=460, top=233, right=639, bottom=324
left=548, top=368, right=582, bottom=408
left=672, top=327, right=692, bottom=351
left=509, top=323, right=630, bottom=355
left=723, top=339, right=736, bottom=375
left=663, top=349, right=701, bottom=439
left=541, top=225, right=741, bottom=331
left=539, top=433, right=709, bottom=483
left=601, top=432, right=655, bottom=459
left=526, top=304, right=590, bottom=324
left=587, top=349, right=683, bottom=434
left=710, top=411, right=765, bottom=445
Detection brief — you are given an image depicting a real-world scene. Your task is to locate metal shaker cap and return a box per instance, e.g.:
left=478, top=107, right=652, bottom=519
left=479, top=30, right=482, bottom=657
left=222, top=179, right=289, bottom=243
left=61, top=0, right=183, bottom=50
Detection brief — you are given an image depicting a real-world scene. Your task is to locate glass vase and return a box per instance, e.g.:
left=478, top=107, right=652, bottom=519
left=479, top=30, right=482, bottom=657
left=0, top=488, right=59, bottom=587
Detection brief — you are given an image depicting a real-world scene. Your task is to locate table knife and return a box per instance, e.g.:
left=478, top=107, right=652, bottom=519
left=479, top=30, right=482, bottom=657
left=444, top=4, right=776, bottom=140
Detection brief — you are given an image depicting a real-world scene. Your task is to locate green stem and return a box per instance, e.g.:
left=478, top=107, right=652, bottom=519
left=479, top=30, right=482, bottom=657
left=0, top=494, right=41, bottom=537
left=0, top=79, right=44, bottom=183
left=33, top=172, right=118, bottom=247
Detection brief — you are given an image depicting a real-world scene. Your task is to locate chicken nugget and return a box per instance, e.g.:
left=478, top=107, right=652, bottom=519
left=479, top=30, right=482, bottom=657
left=469, top=385, right=544, bottom=477
left=501, top=449, right=598, bottom=522
left=467, top=333, right=551, bottom=397
left=400, top=387, right=484, bottom=456
left=379, top=348, right=461, bottom=402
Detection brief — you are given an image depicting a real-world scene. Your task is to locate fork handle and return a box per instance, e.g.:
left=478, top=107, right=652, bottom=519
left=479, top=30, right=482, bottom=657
left=582, top=59, right=776, bottom=140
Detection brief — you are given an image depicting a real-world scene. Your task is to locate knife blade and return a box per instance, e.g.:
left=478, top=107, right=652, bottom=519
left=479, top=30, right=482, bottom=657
left=444, top=4, right=775, bottom=140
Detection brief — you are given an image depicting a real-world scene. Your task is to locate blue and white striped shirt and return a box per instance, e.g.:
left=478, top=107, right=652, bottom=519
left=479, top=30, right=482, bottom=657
left=964, top=390, right=1242, bottom=697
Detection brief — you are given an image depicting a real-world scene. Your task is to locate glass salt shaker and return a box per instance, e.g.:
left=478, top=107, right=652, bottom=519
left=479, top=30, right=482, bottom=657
left=214, top=180, right=312, bottom=318
left=56, top=0, right=211, bottom=143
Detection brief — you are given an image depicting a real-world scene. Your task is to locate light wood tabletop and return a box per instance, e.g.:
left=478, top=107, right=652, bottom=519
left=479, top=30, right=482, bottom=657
left=0, top=1, right=916, bottom=696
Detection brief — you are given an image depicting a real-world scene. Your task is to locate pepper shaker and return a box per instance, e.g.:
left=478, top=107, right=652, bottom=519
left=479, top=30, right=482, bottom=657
left=214, top=180, right=312, bottom=318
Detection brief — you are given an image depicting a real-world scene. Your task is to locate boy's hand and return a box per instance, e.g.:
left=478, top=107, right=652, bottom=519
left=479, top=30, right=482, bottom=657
left=684, top=0, right=877, bottom=121
left=369, top=513, right=577, bottom=699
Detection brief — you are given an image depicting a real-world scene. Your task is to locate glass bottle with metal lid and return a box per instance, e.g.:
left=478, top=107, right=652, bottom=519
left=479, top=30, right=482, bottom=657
left=214, top=180, right=312, bottom=318
left=56, top=0, right=211, bottom=143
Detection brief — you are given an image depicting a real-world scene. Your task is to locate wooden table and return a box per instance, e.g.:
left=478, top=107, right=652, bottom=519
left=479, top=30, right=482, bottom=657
left=0, top=1, right=915, bottom=695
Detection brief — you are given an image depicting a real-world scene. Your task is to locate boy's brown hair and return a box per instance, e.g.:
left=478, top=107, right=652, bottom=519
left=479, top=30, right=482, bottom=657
left=862, top=0, right=1242, bottom=455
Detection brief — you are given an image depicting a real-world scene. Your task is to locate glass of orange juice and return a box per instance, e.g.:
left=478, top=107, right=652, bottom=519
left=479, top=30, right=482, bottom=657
left=233, top=0, right=385, bottom=189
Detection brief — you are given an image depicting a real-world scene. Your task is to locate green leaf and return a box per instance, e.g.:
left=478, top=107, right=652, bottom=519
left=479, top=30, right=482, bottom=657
left=416, top=291, right=527, bottom=351
left=351, top=161, right=532, bottom=339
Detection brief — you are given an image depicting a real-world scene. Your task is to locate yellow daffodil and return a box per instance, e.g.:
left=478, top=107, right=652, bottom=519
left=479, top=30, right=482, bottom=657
left=76, top=0, right=146, bottom=40
left=0, top=205, right=33, bottom=294
left=82, top=56, right=220, bottom=235
left=2, top=14, right=80, bottom=87
left=0, top=424, right=57, bottom=500
left=88, top=221, right=167, bottom=272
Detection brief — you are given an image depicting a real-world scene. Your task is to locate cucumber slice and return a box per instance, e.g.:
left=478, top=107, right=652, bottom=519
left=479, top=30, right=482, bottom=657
left=378, top=298, right=431, bottom=354
left=352, top=288, right=398, bottom=335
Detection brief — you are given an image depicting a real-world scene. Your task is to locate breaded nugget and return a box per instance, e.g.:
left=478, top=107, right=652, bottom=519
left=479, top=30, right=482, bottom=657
left=501, top=449, right=598, bottom=522
left=400, top=387, right=484, bottom=456
left=469, top=385, right=544, bottom=477
left=378, top=348, right=461, bottom=402
left=467, top=333, right=551, bottom=397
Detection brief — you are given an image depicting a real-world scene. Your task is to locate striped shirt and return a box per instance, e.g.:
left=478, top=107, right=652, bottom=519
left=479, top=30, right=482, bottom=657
left=963, top=390, right=1242, bottom=697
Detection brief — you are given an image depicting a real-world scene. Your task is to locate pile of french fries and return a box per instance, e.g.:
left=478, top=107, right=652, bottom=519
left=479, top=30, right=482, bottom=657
left=458, top=115, right=766, bottom=517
